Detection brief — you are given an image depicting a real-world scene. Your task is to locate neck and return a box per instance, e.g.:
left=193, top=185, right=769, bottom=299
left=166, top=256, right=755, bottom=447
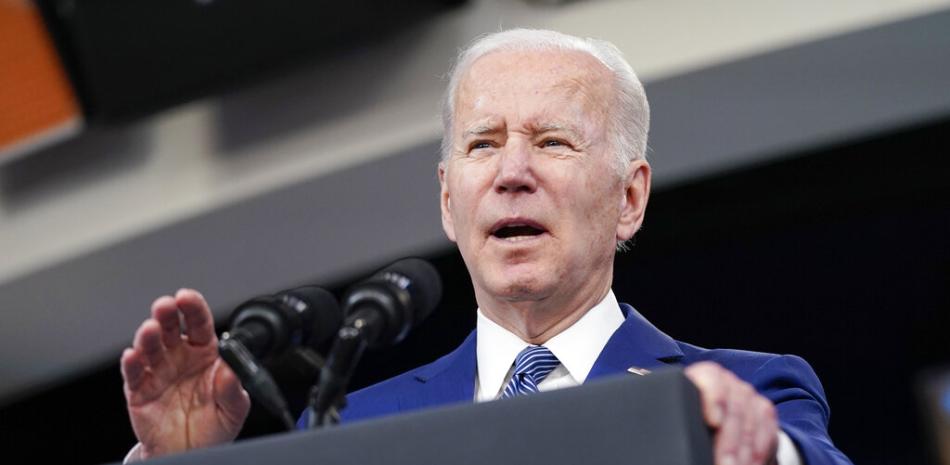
left=477, top=275, right=613, bottom=345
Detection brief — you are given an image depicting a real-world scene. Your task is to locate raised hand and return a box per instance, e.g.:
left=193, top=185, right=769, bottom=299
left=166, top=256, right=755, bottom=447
left=120, top=289, right=250, bottom=459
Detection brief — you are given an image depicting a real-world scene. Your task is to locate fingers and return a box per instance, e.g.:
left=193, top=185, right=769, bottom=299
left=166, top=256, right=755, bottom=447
left=152, top=296, right=183, bottom=350
left=712, top=369, right=744, bottom=465
left=121, top=348, right=146, bottom=391
left=685, top=362, right=779, bottom=465
left=134, top=319, right=166, bottom=368
left=685, top=362, right=727, bottom=427
left=124, top=316, right=169, bottom=403
left=752, top=399, right=778, bottom=464
left=721, top=380, right=759, bottom=465
left=738, top=390, right=757, bottom=465
left=717, top=380, right=749, bottom=465
left=150, top=289, right=216, bottom=347
left=175, top=289, right=216, bottom=346
left=123, top=289, right=216, bottom=392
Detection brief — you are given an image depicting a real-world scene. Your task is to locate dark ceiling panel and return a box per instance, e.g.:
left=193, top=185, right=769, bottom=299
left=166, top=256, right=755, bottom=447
left=38, top=0, right=465, bottom=122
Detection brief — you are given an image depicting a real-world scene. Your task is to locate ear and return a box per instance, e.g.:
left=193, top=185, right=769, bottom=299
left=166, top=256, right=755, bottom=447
left=438, top=163, right=458, bottom=243
left=616, top=159, right=651, bottom=242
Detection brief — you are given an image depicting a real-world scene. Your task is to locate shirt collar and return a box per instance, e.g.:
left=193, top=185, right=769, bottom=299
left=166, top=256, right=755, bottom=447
left=475, top=290, right=625, bottom=399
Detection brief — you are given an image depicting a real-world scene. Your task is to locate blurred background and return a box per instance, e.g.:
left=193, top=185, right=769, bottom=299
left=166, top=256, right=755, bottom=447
left=1, top=0, right=948, bottom=464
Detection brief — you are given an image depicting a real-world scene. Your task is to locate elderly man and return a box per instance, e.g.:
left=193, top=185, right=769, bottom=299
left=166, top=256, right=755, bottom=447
left=121, top=29, right=852, bottom=465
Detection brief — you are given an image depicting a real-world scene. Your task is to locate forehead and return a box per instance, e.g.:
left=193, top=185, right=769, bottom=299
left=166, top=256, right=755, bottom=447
left=454, top=49, right=613, bottom=125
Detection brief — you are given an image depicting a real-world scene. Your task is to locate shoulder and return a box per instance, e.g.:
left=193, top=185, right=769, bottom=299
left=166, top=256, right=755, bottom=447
left=678, top=342, right=823, bottom=387
left=677, top=341, right=830, bottom=419
left=678, top=342, right=790, bottom=376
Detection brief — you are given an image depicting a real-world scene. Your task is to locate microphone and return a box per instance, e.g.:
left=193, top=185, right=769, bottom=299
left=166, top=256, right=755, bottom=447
left=307, top=258, right=442, bottom=427
left=219, top=286, right=342, bottom=430
left=224, top=286, right=342, bottom=361
left=341, top=257, right=442, bottom=348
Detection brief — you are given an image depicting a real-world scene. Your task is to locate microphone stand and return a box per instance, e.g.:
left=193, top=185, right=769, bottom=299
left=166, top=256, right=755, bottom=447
left=305, top=310, right=381, bottom=429
left=219, top=334, right=297, bottom=431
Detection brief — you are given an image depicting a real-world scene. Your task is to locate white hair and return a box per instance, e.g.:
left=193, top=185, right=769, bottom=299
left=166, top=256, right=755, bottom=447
left=440, top=28, right=650, bottom=174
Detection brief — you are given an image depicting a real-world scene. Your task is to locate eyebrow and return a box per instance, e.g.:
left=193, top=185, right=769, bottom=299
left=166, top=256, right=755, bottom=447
left=460, top=120, right=585, bottom=140
left=462, top=124, right=502, bottom=138
left=531, top=122, right=584, bottom=140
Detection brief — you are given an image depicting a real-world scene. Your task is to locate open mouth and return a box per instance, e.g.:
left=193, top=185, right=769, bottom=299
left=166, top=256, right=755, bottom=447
left=490, top=221, right=547, bottom=240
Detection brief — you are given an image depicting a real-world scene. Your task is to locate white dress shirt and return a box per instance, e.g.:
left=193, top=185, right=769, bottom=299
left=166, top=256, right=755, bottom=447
left=475, top=290, right=625, bottom=400
left=473, top=290, right=802, bottom=465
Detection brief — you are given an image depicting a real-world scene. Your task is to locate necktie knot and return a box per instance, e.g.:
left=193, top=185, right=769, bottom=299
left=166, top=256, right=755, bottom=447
left=501, top=345, right=560, bottom=398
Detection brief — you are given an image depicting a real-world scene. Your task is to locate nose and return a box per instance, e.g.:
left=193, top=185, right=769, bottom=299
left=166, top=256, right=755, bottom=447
left=493, top=140, right=537, bottom=194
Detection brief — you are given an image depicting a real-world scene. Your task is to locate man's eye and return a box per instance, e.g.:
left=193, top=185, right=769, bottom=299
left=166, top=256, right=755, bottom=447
left=542, top=139, right=566, bottom=148
left=470, top=141, right=492, bottom=150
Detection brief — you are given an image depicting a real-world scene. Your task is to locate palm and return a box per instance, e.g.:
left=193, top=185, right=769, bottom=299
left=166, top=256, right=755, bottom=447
left=122, top=290, right=250, bottom=459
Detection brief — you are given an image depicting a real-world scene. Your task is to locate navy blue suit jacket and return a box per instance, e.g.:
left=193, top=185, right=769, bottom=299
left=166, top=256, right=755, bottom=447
left=306, top=304, right=851, bottom=465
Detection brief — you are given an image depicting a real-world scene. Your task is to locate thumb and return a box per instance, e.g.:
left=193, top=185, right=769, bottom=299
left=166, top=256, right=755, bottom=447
left=213, top=360, right=251, bottom=430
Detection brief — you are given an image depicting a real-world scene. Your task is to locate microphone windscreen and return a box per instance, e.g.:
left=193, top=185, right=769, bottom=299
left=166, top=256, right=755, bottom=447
left=378, top=258, right=442, bottom=326
left=282, top=286, right=342, bottom=345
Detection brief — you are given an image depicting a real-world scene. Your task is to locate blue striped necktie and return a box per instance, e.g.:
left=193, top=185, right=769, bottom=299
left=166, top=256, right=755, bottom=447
left=501, top=345, right=560, bottom=398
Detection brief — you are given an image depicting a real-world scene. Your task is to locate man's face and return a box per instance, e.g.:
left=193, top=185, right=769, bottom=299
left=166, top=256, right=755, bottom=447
left=439, top=49, right=649, bottom=312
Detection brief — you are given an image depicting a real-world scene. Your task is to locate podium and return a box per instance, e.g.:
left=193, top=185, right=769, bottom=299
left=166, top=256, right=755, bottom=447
left=127, top=369, right=712, bottom=465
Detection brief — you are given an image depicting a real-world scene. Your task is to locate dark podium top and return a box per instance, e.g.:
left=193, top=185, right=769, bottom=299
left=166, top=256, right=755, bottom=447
left=124, top=368, right=712, bottom=465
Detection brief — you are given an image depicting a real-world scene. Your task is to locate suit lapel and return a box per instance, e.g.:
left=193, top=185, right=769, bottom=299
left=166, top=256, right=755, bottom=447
left=587, top=303, right=684, bottom=381
left=403, top=331, right=477, bottom=410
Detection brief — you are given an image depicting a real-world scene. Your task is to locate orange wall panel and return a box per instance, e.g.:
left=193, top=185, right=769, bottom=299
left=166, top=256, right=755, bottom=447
left=0, top=0, right=81, bottom=161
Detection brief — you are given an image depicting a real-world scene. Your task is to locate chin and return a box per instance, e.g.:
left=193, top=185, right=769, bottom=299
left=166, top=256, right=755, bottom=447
left=497, top=285, right=546, bottom=302
left=488, top=269, right=554, bottom=302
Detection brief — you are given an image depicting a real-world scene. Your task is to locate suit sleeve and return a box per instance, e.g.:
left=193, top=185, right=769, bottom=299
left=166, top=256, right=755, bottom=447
left=751, top=354, right=853, bottom=465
